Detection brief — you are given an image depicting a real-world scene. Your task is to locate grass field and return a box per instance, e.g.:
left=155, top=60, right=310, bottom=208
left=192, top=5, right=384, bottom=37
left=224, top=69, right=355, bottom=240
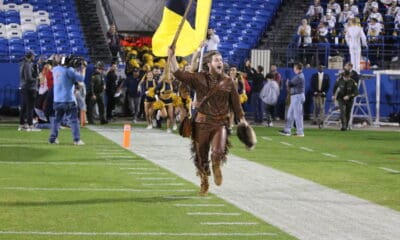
left=1, top=123, right=399, bottom=240
left=230, top=126, right=400, bottom=211
left=0, top=125, right=295, bottom=240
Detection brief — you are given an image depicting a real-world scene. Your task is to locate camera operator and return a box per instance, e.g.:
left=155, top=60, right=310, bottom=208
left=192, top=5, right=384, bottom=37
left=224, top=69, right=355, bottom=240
left=48, top=55, right=87, bottom=145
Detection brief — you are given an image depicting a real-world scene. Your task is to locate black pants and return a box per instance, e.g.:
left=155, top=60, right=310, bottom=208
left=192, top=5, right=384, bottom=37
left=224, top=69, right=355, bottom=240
left=338, top=99, right=353, bottom=129
left=106, top=94, right=116, bottom=120
left=19, top=89, right=37, bottom=126
left=87, top=93, right=106, bottom=123
left=110, top=46, right=120, bottom=62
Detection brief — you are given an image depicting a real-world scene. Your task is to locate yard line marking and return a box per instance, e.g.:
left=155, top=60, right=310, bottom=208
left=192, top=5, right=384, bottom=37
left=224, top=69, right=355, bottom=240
left=142, top=183, right=183, bottom=187
left=379, top=167, right=400, bottom=174
left=164, top=196, right=211, bottom=200
left=348, top=160, right=367, bottom=165
left=174, top=204, right=225, bottom=207
left=0, top=231, right=277, bottom=237
left=139, top=178, right=177, bottom=181
left=187, top=212, right=241, bottom=216
left=201, top=222, right=258, bottom=225
left=280, top=142, right=292, bottom=146
left=261, top=136, right=272, bottom=141
left=322, top=153, right=338, bottom=158
left=0, top=187, right=194, bottom=193
left=0, top=162, right=139, bottom=166
left=128, top=172, right=167, bottom=175
left=120, top=168, right=158, bottom=170
left=299, top=147, right=314, bottom=152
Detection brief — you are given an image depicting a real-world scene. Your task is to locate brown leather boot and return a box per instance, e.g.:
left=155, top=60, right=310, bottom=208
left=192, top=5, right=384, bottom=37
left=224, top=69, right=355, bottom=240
left=199, top=173, right=209, bottom=196
left=212, top=160, right=223, bottom=186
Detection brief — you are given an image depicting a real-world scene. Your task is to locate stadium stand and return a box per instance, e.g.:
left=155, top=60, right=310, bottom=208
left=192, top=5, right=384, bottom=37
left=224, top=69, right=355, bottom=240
left=0, top=0, right=89, bottom=63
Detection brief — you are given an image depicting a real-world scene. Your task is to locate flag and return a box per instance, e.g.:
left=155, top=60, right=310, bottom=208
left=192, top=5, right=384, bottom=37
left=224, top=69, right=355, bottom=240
left=152, top=0, right=212, bottom=57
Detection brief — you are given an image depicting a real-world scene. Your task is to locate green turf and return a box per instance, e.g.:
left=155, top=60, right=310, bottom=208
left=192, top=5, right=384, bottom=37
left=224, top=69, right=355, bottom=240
left=0, top=125, right=295, bottom=240
left=230, top=126, right=400, bottom=211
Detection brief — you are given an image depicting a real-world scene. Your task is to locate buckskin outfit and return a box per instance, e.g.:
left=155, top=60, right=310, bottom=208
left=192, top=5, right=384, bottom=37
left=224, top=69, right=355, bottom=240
left=173, top=70, right=244, bottom=194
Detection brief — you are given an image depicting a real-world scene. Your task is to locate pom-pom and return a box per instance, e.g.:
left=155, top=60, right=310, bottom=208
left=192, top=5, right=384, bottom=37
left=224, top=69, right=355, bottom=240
left=236, top=123, right=257, bottom=150
left=240, top=93, right=248, bottom=104
left=146, top=87, right=155, bottom=98
left=172, top=94, right=183, bottom=107
left=152, top=100, right=165, bottom=110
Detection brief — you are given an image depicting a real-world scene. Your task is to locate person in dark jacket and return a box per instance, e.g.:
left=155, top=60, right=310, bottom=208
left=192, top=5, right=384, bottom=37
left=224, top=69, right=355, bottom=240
left=18, top=51, right=40, bottom=131
left=333, top=70, right=358, bottom=131
left=87, top=61, right=107, bottom=124
left=310, top=65, right=330, bottom=126
left=124, top=67, right=142, bottom=123
left=250, top=65, right=265, bottom=124
left=106, top=62, right=118, bottom=121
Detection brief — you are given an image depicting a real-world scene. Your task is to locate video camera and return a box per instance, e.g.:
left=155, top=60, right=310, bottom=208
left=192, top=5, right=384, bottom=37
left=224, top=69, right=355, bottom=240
left=61, top=55, right=87, bottom=68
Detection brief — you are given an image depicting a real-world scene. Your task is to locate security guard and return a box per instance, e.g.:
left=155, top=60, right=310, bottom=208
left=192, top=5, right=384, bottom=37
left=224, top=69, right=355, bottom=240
left=87, top=61, right=108, bottom=124
left=333, top=70, right=358, bottom=131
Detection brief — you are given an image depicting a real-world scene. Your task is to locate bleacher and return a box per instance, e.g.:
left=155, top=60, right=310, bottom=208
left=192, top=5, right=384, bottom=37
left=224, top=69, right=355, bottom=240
left=208, top=0, right=281, bottom=67
left=0, top=0, right=88, bottom=63
left=291, top=0, right=400, bottom=68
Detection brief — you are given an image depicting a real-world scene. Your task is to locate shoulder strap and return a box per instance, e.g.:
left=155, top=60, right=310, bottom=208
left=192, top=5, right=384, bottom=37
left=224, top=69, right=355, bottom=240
left=197, top=78, right=227, bottom=108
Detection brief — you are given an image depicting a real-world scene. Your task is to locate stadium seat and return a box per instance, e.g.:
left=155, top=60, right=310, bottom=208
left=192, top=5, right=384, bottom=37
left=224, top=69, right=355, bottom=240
left=21, top=23, right=36, bottom=33
left=6, top=30, right=22, bottom=39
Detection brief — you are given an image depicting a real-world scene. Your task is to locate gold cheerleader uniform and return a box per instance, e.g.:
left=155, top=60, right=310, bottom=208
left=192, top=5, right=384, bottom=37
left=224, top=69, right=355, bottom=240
left=156, top=81, right=174, bottom=105
left=142, top=79, right=156, bottom=103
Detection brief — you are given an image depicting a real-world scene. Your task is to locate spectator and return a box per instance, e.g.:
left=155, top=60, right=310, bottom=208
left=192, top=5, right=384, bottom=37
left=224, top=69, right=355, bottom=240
left=297, top=19, right=313, bottom=64
left=279, top=63, right=305, bottom=137
left=339, top=4, right=355, bottom=25
left=368, top=2, right=383, bottom=23
left=345, top=18, right=368, bottom=73
left=347, top=0, right=360, bottom=16
left=327, top=0, right=341, bottom=17
left=310, top=65, right=330, bottom=127
left=306, top=0, right=324, bottom=23
left=251, top=65, right=265, bottom=124
left=106, top=62, right=119, bottom=121
left=48, top=56, right=86, bottom=145
left=260, top=73, right=280, bottom=127
left=106, top=24, right=121, bottom=63
left=205, top=28, right=220, bottom=51
left=87, top=61, right=108, bottom=124
left=19, top=51, right=40, bottom=131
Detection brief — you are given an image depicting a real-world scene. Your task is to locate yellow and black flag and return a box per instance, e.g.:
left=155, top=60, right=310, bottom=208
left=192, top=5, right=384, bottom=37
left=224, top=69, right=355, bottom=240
left=152, top=0, right=212, bottom=57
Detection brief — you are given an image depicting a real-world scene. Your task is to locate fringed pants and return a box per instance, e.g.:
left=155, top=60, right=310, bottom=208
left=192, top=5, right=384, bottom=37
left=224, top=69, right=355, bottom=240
left=191, top=122, right=229, bottom=176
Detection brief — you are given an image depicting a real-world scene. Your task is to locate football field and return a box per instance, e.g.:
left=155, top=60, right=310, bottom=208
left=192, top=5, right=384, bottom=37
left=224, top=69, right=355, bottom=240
left=0, top=123, right=399, bottom=240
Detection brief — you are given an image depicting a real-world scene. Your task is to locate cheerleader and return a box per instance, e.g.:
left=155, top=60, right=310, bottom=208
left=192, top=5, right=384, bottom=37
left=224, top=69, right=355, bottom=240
left=155, top=73, right=175, bottom=133
left=139, top=71, right=157, bottom=129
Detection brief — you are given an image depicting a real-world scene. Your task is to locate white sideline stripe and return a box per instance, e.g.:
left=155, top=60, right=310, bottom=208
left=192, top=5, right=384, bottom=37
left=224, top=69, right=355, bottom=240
left=0, top=187, right=194, bottom=193
left=120, top=168, right=158, bottom=170
left=139, top=178, right=177, bottom=180
left=348, top=160, right=367, bottom=165
left=201, top=222, right=258, bottom=225
left=280, top=142, right=292, bottom=146
left=322, top=153, right=338, bottom=158
left=98, top=156, right=133, bottom=159
left=261, top=136, right=272, bottom=141
left=187, top=212, right=241, bottom=216
left=128, top=172, right=167, bottom=175
left=164, top=196, right=211, bottom=200
left=142, top=183, right=185, bottom=186
left=379, top=167, right=400, bottom=174
left=299, top=147, right=314, bottom=152
left=0, top=161, right=138, bottom=166
left=175, top=204, right=225, bottom=207
left=0, top=231, right=277, bottom=237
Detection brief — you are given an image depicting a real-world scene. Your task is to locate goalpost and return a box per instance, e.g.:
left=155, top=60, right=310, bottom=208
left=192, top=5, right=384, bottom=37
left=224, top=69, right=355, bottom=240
left=374, top=70, right=400, bottom=127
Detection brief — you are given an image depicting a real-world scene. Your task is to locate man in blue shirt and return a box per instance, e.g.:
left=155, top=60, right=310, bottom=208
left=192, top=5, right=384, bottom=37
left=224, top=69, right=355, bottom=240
left=279, top=63, right=306, bottom=137
left=48, top=56, right=86, bottom=145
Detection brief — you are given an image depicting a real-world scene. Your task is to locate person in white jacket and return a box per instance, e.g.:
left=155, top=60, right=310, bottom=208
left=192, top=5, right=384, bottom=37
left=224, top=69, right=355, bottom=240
left=260, top=73, right=280, bottom=127
left=345, top=18, right=368, bottom=73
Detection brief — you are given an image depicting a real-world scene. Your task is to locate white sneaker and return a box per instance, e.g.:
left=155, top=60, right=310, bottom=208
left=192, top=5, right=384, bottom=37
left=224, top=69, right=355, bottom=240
left=152, top=119, right=157, bottom=127
left=49, top=139, right=59, bottom=144
left=166, top=128, right=172, bottom=133
left=27, top=126, right=41, bottom=132
left=172, top=124, right=177, bottom=131
left=73, top=140, right=85, bottom=146
left=132, top=119, right=137, bottom=124
left=17, top=125, right=25, bottom=131
left=146, top=125, right=153, bottom=130
left=268, top=122, right=274, bottom=127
